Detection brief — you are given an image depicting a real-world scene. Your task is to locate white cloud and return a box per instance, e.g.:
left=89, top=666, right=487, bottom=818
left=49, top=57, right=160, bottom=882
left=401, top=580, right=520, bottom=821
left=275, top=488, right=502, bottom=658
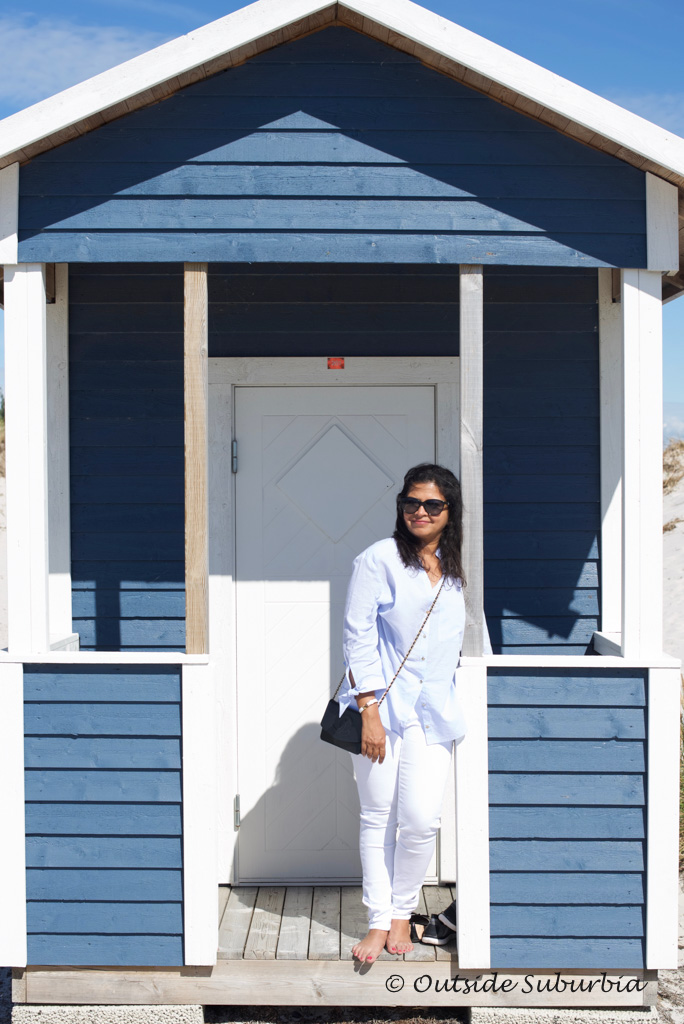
left=603, top=90, right=684, bottom=139
left=0, top=15, right=170, bottom=108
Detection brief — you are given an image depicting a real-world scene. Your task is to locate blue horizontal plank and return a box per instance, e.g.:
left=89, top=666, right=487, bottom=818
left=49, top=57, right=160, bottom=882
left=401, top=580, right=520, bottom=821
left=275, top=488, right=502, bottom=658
left=490, top=937, right=644, bottom=969
left=484, top=388, right=599, bottom=418
left=69, top=477, right=184, bottom=504
left=484, top=533, right=598, bottom=558
left=70, top=448, right=183, bottom=476
left=487, top=671, right=646, bottom=705
left=484, top=335, right=599, bottom=362
left=24, top=667, right=181, bottom=702
left=22, top=197, right=644, bottom=236
left=23, top=162, right=644, bottom=201
left=488, top=740, right=645, bottom=773
left=72, top=590, right=185, bottom=618
left=488, top=707, right=645, bottom=739
left=484, top=304, right=599, bottom=331
left=70, top=363, right=182, bottom=389
left=25, top=703, right=181, bottom=736
left=70, top=393, right=183, bottom=420
left=489, top=840, right=644, bottom=871
left=24, top=803, right=182, bottom=835
left=27, top=901, right=183, bottom=934
left=30, top=127, right=628, bottom=167
left=488, top=774, right=645, bottom=806
left=484, top=478, right=600, bottom=502
left=71, top=563, right=184, bottom=588
left=70, top=504, right=185, bottom=534
left=490, top=872, right=644, bottom=904
left=485, top=274, right=599, bottom=302
left=79, top=647, right=186, bottom=653
left=25, top=770, right=182, bottom=803
left=25, top=737, right=181, bottom=769
left=495, top=645, right=591, bottom=655
left=27, top=933, right=183, bottom=967
left=206, top=331, right=459, bottom=357
left=485, top=561, right=598, bottom=589
left=70, top=421, right=183, bottom=447
left=485, top=362, right=598, bottom=389
left=70, top=619, right=185, bottom=645
left=70, top=335, right=184, bottom=361
left=26, top=836, right=182, bottom=868
left=71, top=536, right=184, bottom=561
left=484, top=508, right=599, bottom=534
left=248, top=28, right=419, bottom=63
left=489, top=618, right=598, bottom=646
left=26, top=868, right=183, bottom=901
left=490, top=904, right=643, bottom=937
left=18, top=231, right=645, bottom=267
left=485, top=589, right=599, bottom=616
left=490, top=806, right=645, bottom=839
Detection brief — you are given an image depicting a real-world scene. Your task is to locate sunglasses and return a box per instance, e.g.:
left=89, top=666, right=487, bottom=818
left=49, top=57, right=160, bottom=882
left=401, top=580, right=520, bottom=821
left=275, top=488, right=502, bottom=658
left=399, top=497, right=448, bottom=517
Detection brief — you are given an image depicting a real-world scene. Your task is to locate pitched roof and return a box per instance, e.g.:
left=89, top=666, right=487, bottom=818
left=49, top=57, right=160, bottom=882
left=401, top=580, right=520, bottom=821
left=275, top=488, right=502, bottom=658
left=1, top=0, right=682, bottom=289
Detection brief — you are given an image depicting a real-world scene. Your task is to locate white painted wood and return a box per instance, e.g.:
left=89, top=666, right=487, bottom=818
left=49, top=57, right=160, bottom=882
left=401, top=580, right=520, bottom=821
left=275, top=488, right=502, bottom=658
left=4, top=264, right=50, bottom=654
left=234, top=384, right=436, bottom=882
left=46, top=264, right=73, bottom=640
left=22, top=961, right=659, bottom=1007
left=646, top=666, right=681, bottom=969
left=646, top=173, right=679, bottom=272
left=621, top=270, right=664, bottom=659
left=591, top=631, right=622, bottom=657
left=0, top=162, right=18, bottom=263
left=208, top=357, right=460, bottom=884
left=0, top=662, right=27, bottom=966
left=49, top=632, right=79, bottom=651
left=597, top=268, right=623, bottom=641
left=0, top=652, right=209, bottom=664
left=185, top=263, right=209, bottom=655
left=437, top=748, right=456, bottom=883
left=459, top=265, right=484, bottom=658
left=181, top=662, right=219, bottom=965
left=453, top=662, right=490, bottom=968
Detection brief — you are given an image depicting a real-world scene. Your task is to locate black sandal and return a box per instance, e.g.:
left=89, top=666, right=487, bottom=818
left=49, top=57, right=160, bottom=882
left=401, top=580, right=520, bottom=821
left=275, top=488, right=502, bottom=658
left=409, top=913, right=430, bottom=943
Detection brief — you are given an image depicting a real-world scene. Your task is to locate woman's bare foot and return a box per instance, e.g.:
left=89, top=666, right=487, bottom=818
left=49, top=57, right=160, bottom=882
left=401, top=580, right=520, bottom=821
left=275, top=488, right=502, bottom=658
left=386, top=918, right=413, bottom=954
left=352, top=928, right=388, bottom=962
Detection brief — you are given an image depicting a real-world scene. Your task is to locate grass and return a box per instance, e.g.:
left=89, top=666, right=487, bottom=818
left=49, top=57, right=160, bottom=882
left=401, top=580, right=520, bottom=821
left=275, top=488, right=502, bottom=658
left=664, top=437, right=684, bottom=494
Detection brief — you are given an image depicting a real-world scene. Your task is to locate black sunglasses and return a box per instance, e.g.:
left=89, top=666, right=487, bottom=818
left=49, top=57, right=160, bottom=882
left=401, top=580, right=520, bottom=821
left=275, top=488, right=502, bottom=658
left=399, top=497, right=448, bottom=516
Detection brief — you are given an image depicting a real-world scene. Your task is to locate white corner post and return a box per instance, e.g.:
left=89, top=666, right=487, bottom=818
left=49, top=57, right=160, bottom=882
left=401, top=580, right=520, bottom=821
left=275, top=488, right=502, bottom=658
left=597, top=269, right=623, bottom=643
left=47, top=264, right=74, bottom=644
left=5, top=263, right=51, bottom=653
left=0, top=163, right=19, bottom=263
left=185, top=263, right=209, bottom=655
left=182, top=662, right=218, bottom=965
left=620, top=269, right=663, bottom=659
left=646, top=666, right=680, bottom=968
left=459, top=264, right=484, bottom=657
left=0, top=662, right=27, bottom=966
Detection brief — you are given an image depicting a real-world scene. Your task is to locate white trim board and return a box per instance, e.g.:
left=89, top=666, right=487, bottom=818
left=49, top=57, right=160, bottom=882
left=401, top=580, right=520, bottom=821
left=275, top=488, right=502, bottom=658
left=0, top=663, right=27, bottom=966
left=646, top=173, right=679, bottom=272
left=208, top=355, right=460, bottom=885
left=1, top=0, right=684, bottom=200
left=0, top=162, right=18, bottom=263
left=0, top=652, right=210, bottom=664
left=598, top=268, right=623, bottom=641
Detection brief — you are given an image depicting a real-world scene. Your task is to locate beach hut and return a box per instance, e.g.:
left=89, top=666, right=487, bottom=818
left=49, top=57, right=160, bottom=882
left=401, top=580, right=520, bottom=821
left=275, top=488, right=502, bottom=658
left=0, top=0, right=681, bottom=1015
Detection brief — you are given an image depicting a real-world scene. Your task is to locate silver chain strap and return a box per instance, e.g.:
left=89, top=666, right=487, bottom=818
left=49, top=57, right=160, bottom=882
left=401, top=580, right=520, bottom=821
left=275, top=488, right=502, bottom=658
left=334, top=576, right=445, bottom=706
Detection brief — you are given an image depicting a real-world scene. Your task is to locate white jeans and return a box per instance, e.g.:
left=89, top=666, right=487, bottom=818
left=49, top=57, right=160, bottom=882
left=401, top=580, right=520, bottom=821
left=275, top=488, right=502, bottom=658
left=351, top=713, right=453, bottom=930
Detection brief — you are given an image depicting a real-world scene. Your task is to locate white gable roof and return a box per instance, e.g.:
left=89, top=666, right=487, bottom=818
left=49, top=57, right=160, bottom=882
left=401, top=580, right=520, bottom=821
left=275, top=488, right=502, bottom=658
left=0, top=0, right=682, bottom=285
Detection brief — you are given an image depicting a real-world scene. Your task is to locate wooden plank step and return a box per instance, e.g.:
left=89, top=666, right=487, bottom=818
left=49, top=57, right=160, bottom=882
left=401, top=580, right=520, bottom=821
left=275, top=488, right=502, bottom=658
left=277, top=886, right=313, bottom=960
left=308, top=886, right=340, bottom=961
left=423, top=884, right=458, bottom=961
left=403, top=887, right=435, bottom=962
left=217, top=886, right=258, bottom=961
left=244, top=886, right=286, bottom=961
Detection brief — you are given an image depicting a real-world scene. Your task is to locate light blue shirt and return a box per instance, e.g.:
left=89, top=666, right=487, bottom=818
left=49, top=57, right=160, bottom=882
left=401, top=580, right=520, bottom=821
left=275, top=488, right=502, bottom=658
left=338, top=537, right=467, bottom=745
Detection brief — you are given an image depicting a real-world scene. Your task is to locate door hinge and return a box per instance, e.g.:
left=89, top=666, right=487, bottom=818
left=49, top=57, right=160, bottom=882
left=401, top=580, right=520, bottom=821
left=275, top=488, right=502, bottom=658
left=231, top=439, right=238, bottom=474
left=234, top=794, right=240, bottom=830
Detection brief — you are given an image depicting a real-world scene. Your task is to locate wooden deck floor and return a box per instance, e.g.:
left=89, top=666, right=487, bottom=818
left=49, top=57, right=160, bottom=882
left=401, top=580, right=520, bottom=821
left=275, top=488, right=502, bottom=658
left=218, top=884, right=459, bottom=962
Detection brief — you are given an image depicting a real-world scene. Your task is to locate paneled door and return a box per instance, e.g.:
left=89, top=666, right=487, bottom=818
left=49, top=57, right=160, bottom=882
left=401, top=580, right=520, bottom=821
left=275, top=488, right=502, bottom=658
left=234, top=385, right=435, bottom=882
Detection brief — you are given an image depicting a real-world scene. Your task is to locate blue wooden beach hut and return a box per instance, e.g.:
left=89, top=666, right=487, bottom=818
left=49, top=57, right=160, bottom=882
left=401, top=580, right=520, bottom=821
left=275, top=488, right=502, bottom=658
left=0, top=0, right=681, bottom=1011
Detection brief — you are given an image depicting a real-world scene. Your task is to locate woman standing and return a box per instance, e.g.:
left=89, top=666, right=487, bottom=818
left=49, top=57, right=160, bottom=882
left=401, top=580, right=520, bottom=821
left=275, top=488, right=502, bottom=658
left=338, top=463, right=467, bottom=963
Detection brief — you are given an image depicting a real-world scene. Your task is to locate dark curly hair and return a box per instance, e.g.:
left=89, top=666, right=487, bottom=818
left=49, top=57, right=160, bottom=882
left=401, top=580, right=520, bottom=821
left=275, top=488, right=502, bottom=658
left=392, top=463, right=465, bottom=585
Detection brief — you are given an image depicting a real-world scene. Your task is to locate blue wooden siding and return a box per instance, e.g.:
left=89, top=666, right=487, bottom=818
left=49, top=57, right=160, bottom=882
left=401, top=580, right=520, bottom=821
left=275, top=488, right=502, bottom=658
left=18, top=27, right=645, bottom=266
left=488, top=667, right=647, bottom=968
left=69, top=264, right=185, bottom=651
left=24, top=664, right=184, bottom=966
left=483, top=267, right=600, bottom=654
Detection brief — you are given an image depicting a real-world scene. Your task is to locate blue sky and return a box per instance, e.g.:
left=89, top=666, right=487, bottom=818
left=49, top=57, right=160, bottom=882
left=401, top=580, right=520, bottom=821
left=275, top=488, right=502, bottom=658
left=1, top=0, right=683, bottom=434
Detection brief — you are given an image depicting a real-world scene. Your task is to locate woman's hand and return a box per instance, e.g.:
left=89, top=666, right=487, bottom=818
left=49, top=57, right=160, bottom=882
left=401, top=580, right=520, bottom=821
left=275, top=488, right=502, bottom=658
left=360, top=705, right=386, bottom=763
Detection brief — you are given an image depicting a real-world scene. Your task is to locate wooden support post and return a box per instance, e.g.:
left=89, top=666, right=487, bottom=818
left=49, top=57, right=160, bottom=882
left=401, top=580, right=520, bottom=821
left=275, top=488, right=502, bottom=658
left=597, top=269, right=623, bottom=643
left=459, top=265, right=484, bottom=657
left=184, top=263, right=209, bottom=654
left=621, top=270, right=663, bottom=659
left=4, top=263, right=51, bottom=652
left=47, top=264, right=74, bottom=644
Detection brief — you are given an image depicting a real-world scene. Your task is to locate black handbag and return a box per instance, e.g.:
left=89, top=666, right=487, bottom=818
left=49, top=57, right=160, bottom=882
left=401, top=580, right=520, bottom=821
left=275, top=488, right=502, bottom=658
left=320, top=578, right=444, bottom=754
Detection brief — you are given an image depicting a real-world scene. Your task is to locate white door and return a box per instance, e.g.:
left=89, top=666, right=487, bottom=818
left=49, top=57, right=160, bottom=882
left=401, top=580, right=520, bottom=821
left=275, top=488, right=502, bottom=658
left=235, top=385, right=435, bottom=882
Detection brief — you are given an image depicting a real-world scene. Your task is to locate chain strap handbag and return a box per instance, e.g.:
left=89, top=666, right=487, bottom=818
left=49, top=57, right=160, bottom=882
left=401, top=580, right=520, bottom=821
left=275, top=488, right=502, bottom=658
left=320, top=578, right=445, bottom=754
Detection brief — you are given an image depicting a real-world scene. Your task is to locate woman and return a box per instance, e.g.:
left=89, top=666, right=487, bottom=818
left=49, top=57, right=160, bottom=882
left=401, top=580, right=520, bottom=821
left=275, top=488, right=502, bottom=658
left=338, top=463, right=467, bottom=963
